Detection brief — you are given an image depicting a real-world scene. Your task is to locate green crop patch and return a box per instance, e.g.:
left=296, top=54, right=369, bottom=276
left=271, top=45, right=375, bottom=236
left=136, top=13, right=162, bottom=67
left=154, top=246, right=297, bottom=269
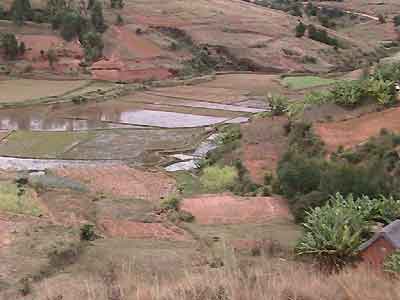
left=0, top=182, right=42, bottom=216
left=0, top=131, right=93, bottom=158
left=282, top=76, right=337, bottom=90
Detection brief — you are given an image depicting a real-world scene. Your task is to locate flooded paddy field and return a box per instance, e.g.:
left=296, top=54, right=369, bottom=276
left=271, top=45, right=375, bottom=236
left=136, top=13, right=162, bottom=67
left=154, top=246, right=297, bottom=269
left=0, top=74, right=273, bottom=170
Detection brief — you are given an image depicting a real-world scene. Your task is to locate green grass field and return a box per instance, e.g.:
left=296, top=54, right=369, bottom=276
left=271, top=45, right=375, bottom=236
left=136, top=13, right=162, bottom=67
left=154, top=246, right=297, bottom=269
left=0, top=131, right=93, bottom=158
left=0, top=182, right=42, bottom=216
left=282, top=76, right=337, bottom=90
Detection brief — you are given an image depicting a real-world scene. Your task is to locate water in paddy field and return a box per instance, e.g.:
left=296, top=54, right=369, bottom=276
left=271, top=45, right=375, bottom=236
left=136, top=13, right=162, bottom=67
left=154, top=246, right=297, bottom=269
left=0, top=102, right=257, bottom=130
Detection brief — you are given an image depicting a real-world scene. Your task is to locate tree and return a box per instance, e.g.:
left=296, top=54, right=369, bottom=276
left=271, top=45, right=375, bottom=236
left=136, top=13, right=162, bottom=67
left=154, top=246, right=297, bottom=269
left=1, top=33, right=19, bottom=59
left=115, top=14, right=123, bottom=26
left=91, top=1, right=107, bottom=33
left=19, top=41, right=26, bottom=55
left=10, top=0, right=32, bottom=25
left=295, top=21, right=306, bottom=38
left=58, top=10, right=87, bottom=41
left=47, top=48, right=58, bottom=69
left=81, top=31, right=104, bottom=62
left=111, top=0, right=124, bottom=9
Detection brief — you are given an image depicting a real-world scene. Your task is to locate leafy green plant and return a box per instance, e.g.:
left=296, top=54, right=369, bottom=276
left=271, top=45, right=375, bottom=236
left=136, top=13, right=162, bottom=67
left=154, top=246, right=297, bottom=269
left=80, top=224, right=96, bottom=241
left=267, top=94, right=289, bottom=116
left=297, top=193, right=400, bottom=266
left=330, top=80, right=365, bottom=107
left=160, top=195, right=181, bottom=211
left=384, top=251, right=400, bottom=275
left=365, top=78, right=396, bottom=106
left=200, top=166, right=238, bottom=192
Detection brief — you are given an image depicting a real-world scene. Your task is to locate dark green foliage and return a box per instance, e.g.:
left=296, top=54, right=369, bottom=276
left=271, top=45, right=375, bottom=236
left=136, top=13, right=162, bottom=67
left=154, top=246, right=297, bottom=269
left=218, top=125, right=242, bottom=145
left=384, top=251, right=400, bottom=274
left=10, top=0, right=32, bottom=25
left=297, top=193, right=400, bottom=266
left=160, top=196, right=181, bottom=211
left=1, top=33, right=19, bottom=59
left=180, top=49, right=217, bottom=76
left=111, top=0, right=124, bottom=9
left=330, top=80, right=364, bottom=107
left=56, top=10, right=88, bottom=41
left=91, top=1, right=107, bottom=33
left=277, top=122, right=400, bottom=222
left=115, top=14, right=123, bottom=26
left=81, top=31, right=104, bottom=62
left=292, top=190, right=328, bottom=222
left=320, top=160, right=390, bottom=199
left=307, top=24, right=339, bottom=47
left=287, top=121, right=325, bottom=156
left=80, top=224, right=96, bottom=241
left=295, top=21, right=306, bottom=38
left=231, top=159, right=260, bottom=196
left=304, top=2, right=318, bottom=16
left=277, top=151, right=323, bottom=199
left=394, top=15, right=400, bottom=27
left=19, top=41, right=26, bottom=55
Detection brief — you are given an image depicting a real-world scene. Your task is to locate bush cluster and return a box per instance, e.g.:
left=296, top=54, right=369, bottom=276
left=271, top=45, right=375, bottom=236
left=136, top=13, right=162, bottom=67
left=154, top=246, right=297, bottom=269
left=276, top=123, right=400, bottom=222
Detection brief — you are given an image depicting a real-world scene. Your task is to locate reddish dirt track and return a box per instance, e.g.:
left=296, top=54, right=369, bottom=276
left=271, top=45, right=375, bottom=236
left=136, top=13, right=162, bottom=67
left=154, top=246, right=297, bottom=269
left=181, top=194, right=291, bottom=225
left=315, top=107, right=400, bottom=152
left=98, top=219, right=189, bottom=241
left=55, top=166, right=176, bottom=201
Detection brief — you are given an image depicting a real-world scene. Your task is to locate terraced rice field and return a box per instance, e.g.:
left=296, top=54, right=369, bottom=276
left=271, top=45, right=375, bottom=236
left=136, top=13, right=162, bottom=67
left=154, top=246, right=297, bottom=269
left=0, top=79, right=92, bottom=103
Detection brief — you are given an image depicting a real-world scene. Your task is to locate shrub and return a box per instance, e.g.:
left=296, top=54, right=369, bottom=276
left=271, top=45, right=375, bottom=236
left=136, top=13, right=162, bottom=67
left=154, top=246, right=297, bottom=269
left=81, top=31, right=104, bottom=62
left=319, top=160, right=390, bottom=199
left=291, top=190, right=329, bottom=222
left=80, top=224, right=96, bottom=241
left=217, top=125, right=242, bottom=145
left=200, top=166, right=238, bottom=192
left=307, top=24, right=339, bottom=47
left=295, top=21, right=306, bottom=38
left=56, top=10, right=88, bottom=41
left=160, top=195, right=181, bottom=211
left=330, top=80, right=365, bottom=107
left=287, top=121, right=325, bottom=156
left=277, top=151, right=323, bottom=198
left=268, top=94, right=288, bottom=116
left=1, top=33, right=19, bottom=60
left=384, top=251, right=400, bottom=275
left=394, top=15, right=400, bottom=27
left=298, top=193, right=400, bottom=265
left=296, top=193, right=369, bottom=266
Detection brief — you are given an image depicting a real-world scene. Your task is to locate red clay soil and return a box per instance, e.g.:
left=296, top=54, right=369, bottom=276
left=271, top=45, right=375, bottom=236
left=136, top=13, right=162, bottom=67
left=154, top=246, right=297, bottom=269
left=55, top=165, right=176, bottom=201
left=315, top=107, right=400, bottom=152
left=241, top=116, right=289, bottom=183
left=181, top=194, right=291, bottom=225
left=91, top=66, right=171, bottom=82
left=98, top=219, right=190, bottom=241
left=17, top=35, right=83, bottom=73
left=106, top=26, right=163, bottom=59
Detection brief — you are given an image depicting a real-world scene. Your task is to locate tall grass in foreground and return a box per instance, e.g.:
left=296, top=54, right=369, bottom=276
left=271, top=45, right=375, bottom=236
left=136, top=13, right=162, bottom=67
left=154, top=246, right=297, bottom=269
left=37, top=257, right=400, bottom=300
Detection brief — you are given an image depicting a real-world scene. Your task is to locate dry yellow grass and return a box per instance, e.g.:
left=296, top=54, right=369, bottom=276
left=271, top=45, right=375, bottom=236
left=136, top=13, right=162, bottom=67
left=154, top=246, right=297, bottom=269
left=34, top=257, right=400, bottom=300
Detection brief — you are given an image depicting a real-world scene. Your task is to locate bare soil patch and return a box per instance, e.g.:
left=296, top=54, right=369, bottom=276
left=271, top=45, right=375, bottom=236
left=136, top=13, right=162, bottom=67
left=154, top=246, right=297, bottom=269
left=181, top=194, right=291, bottom=225
left=98, top=219, right=190, bottom=241
left=241, top=116, right=289, bottom=183
left=315, top=107, right=400, bottom=152
left=55, top=166, right=176, bottom=201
